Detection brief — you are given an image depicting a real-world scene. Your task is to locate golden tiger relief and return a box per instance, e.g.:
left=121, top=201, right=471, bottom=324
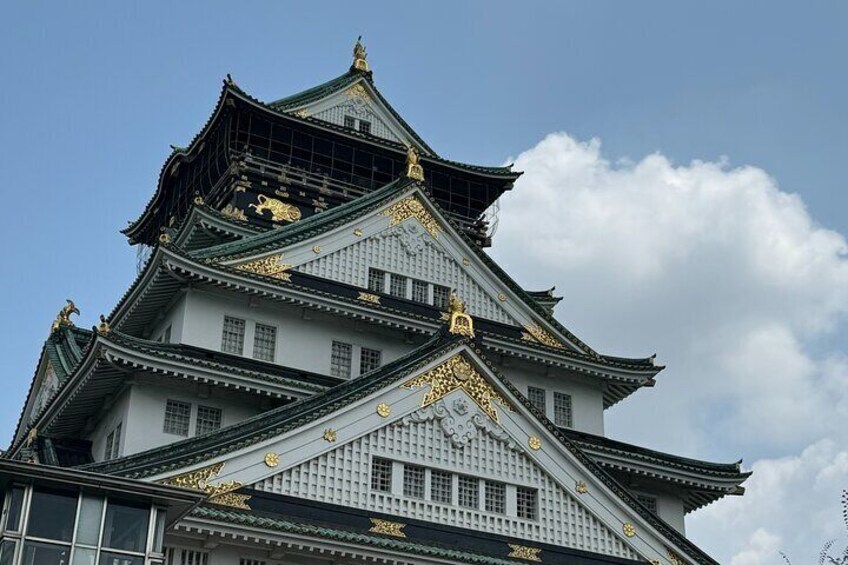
left=248, top=194, right=302, bottom=223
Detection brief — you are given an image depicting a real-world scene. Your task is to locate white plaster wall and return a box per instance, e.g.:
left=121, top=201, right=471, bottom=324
left=499, top=360, right=606, bottom=436
left=179, top=289, right=417, bottom=376
left=147, top=292, right=187, bottom=342
left=655, top=491, right=686, bottom=535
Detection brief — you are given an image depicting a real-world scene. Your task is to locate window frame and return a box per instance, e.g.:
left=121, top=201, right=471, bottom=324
left=162, top=399, right=192, bottom=437
left=220, top=316, right=246, bottom=355
left=195, top=405, right=223, bottom=436
left=330, top=341, right=353, bottom=379
left=553, top=392, right=573, bottom=428
left=252, top=322, right=277, bottom=362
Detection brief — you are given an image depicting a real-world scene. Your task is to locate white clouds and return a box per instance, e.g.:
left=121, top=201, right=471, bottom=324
left=491, top=132, right=848, bottom=562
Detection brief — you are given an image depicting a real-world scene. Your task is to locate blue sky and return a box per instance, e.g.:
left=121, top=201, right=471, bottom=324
left=1, top=2, right=846, bottom=562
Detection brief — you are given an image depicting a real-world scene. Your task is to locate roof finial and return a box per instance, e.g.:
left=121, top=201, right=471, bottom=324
left=406, top=145, right=424, bottom=181
left=352, top=36, right=369, bottom=72
left=447, top=292, right=475, bottom=338
left=51, top=299, right=79, bottom=333
left=96, top=315, right=111, bottom=335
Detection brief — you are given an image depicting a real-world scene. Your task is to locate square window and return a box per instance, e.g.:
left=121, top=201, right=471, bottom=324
left=368, top=269, right=385, bottom=293
left=196, top=406, right=222, bottom=436
left=411, top=279, right=429, bottom=303
left=163, top=400, right=191, bottom=436
left=431, top=470, right=453, bottom=504
left=370, top=457, right=393, bottom=493
left=27, top=488, right=78, bottom=541
left=485, top=481, right=506, bottom=514
left=253, top=323, right=277, bottom=362
left=637, top=494, right=658, bottom=515
left=432, top=285, right=451, bottom=310
left=554, top=392, right=573, bottom=428
left=22, top=542, right=70, bottom=565
left=344, top=115, right=356, bottom=129
left=360, top=347, right=382, bottom=374
left=403, top=465, right=425, bottom=499
left=331, top=341, right=353, bottom=378
left=102, top=501, right=149, bottom=553
left=221, top=316, right=246, bottom=355
left=389, top=274, right=407, bottom=298
left=528, top=387, right=546, bottom=415
left=458, top=476, right=479, bottom=509
left=359, top=120, right=371, bottom=135
left=516, top=486, right=538, bottom=519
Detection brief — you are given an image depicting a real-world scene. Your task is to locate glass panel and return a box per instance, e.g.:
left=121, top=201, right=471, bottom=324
left=72, top=548, right=97, bottom=565
left=22, top=541, right=71, bottom=565
left=152, top=509, right=166, bottom=554
left=98, top=552, right=144, bottom=565
left=27, top=489, right=78, bottom=541
left=101, top=501, right=149, bottom=553
left=0, top=540, right=16, bottom=565
left=76, top=496, right=104, bottom=546
left=4, top=486, right=24, bottom=532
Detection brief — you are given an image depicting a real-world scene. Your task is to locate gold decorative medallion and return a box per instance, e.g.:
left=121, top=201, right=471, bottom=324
left=575, top=481, right=588, bottom=494
left=622, top=523, right=636, bottom=538
left=323, top=428, right=337, bottom=442
left=369, top=518, right=406, bottom=538
left=159, top=233, right=171, bottom=245
left=358, top=292, right=381, bottom=305
left=312, top=245, right=321, bottom=254
left=462, top=257, right=470, bottom=266
left=353, top=228, right=363, bottom=237
left=194, top=195, right=204, bottom=205
left=498, top=293, right=507, bottom=302
left=447, top=293, right=475, bottom=337
left=651, top=561, right=661, bottom=565
left=521, top=322, right=566, bottom=350
left=220, top=204, right=248, bottom=221
left=376, top=403, right=391, bottom=418
left=403, top=355, right=512, bottom=423
left=160, top=462, right=250, bottom=509
left=528, top=436, right=542, bottom=451
left=294, top=109, right=310, bottom=119
left=507, top=544, right=542, bottom=562
left=380, top=195, right=440, bottom=238
left=405, top=146, right=425, bottom=181
left=264, top=452, right=280, bottom=468
left=346, top=83, right=371, bottom=102
left=248, top=194, right=301, bottom=223
left=234, top=254, right=292, bottom=282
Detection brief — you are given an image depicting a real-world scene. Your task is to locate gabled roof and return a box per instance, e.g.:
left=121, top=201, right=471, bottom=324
left=82, top=331, right=719, bottom=564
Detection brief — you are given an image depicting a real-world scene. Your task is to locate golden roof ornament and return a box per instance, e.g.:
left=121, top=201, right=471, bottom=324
left=96, top=315, right=111, bottom=335
left=405, top=145, right=424, bottom=181
left=352, top=36, right=369, bottom=72
left=447, top=292, right=475, bottom=338
left=51, top=300, right=79, bottom=333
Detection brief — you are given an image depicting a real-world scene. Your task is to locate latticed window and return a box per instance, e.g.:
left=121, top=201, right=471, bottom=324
left=104, top=422, right=121, bottom=461
left=344, top=115, right=356, bottom=129
left=389, top=273, right=407, bottom=298
left=331, top=341, right=353, bottom=378
left=403, top=465, right=425, bottom=499
left=637, top=494, right=658, bottom=515
left=221, top=316, right=245, bottom=354
left=458, top=476, right=479, bottom=509
left=431, top=470, right=453, bottom=504
left=516, top=487, right=538, bottom=519
left=360, top=347, right=382, bottom=374
left=359, top=120, right=371, bottom=135
left=196, top=406, right=222, bottom=435
left=166, top=548, right=209, bottom=565
left=484, top=481, right=506, bottom=514
left=433, top=285, right=451, bottom=310
left=163, top=400, right=191, bottom=436
left=371, top=457, right=393, bottom=492
left=253, top=323, right=277, bottom=362
left=528, top=387, right=546, bottom=415
left=411, top=279, right=429, bottom=303
left=554, top=392, right=573, bottom=427
left=368, top=269, right=385, bottom=293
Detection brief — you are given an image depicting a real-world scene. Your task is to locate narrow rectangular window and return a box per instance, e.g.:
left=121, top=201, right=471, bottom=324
left=360, top=347, right=382, bottom=374
left=403, top=465, right=425, bottom=499
left=344, top=115, right=356, bottom=129
left=554, top=392, right=573, bottom=427
left=358, top=120, right=371, bottom=135
left=516, top=486, right=538, bottom=519
left=104, top=430, right=115, bottom=461
left=370, top=457, right=393, bottom=493
left=528, top=387, right=546, bottom=415
left=160, top=325, right=171, bottom=343
left=368, top=269, right=385, bottom=293
left=485, top=481, right=506, bottom=514
left=411, top=279, right=429, bottom=303
left=432, top=285, right=451, bottom=310
left=111, top=422, right=121, bottom=459
left=430, top=470, right=453, bottom=504
left=252, top=323, right=277, bottom=362
left=196, top=406, right=222, bottom=436
left=331, top=341, right=353, bottom=378
left=221, top=316, right=246, bottom=355
left=458, top=476, right=479, bottom=509
left=163, top=400, right=191, bottom=436
left=389, top=273, right=407, bottom=298
left=637, top=494, right=658, bottom=515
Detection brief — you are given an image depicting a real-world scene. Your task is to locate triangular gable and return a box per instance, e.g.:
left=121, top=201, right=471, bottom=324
left=276, top=74, right=434, bottom=156
left=145, top=340, right=707, bottom=564
left=220, top=183, right=593, bottom=355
